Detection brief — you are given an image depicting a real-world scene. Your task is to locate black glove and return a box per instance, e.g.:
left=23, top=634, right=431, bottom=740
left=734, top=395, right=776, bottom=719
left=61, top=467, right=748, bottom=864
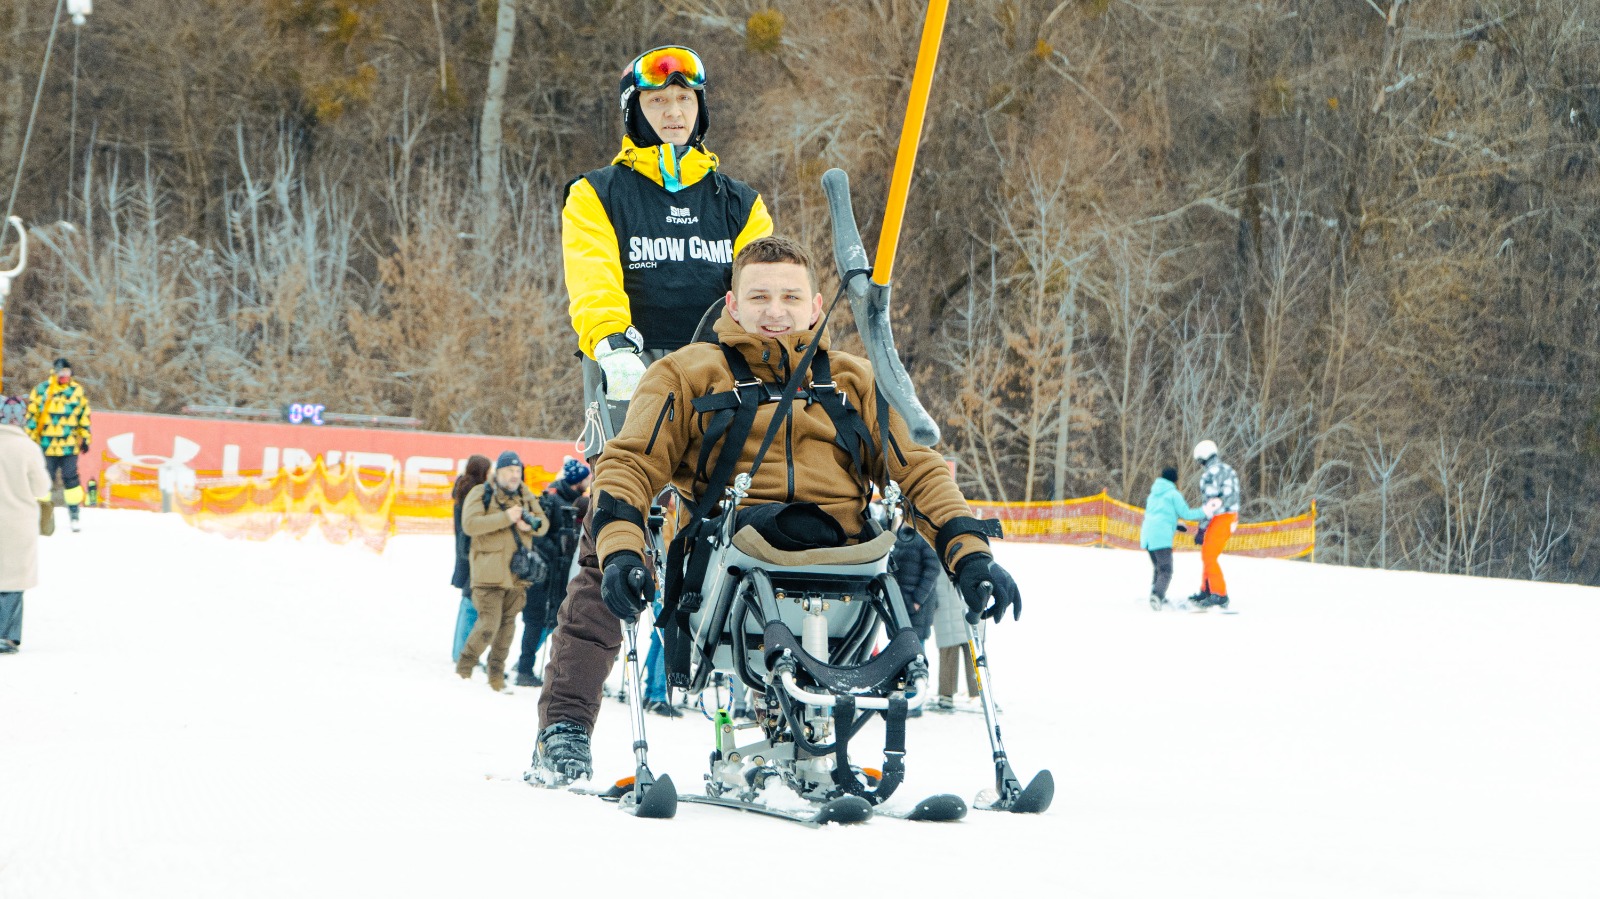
left=953, top=554, right=1022, bottom=624
left=1194, top=523, right=1207, bottom=546
left=601, top=551, right=654, bottom=621
left=1175, top=523, right=1189, bottom=534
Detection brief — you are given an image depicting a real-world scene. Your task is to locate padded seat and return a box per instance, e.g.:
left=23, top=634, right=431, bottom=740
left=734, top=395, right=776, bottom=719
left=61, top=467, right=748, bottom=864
left=730, top=526, right=896, bottom=568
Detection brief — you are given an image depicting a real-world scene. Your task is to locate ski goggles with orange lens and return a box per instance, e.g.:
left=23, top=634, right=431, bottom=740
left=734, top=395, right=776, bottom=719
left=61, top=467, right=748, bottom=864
left=630, top=46, right=707, bottom=91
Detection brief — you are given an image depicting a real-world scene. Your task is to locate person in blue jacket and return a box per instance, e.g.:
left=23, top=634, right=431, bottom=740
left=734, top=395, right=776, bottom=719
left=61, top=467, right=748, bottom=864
left=451, top=455, right=493, bottom=662
left=1139, top=466, right=1206, bottom=609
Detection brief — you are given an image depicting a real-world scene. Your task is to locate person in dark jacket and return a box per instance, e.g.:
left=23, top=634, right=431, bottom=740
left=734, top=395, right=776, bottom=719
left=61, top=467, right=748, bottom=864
left=890, top=525, right=941, bottom=642
left=451, top=455, right=492, bottom=663
left=513, top=456, right=592, bottom=687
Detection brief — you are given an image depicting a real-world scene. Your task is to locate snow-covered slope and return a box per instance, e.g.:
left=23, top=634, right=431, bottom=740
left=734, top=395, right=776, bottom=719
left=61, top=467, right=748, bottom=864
left=2, top=510, right=1595, bottom=898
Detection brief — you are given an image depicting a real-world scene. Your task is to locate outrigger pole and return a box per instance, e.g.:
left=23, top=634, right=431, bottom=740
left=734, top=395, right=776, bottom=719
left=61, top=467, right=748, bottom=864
left=823, top=0, right=951, bottom=447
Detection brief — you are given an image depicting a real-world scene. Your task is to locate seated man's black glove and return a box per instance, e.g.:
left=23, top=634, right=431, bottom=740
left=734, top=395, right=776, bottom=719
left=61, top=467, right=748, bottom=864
left=601, top=551, right=654, bottom=621
left=953, top=554, right=1022, bottom=624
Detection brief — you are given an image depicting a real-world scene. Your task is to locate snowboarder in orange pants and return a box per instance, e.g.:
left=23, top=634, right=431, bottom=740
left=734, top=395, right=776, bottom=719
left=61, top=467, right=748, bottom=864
left=1190, top=439, right=1240, bottom=610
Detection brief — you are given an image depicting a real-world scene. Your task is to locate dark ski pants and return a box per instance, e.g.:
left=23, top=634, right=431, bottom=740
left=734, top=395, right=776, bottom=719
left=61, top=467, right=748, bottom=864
left=543, top=347, right=669, bottom=728
left=46, top=454, right=84, bottom=515
left=1147, top=548, right=1173, bottom=599
left=538, top=527, right=617, bottom=733
left=515, top=583, right=556, bottom=678
left=457, top=586, right=525, bottom=681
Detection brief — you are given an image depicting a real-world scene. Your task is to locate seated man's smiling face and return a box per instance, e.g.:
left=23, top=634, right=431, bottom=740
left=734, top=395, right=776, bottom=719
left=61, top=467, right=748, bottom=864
left=726, top=262, right=821, bottom=338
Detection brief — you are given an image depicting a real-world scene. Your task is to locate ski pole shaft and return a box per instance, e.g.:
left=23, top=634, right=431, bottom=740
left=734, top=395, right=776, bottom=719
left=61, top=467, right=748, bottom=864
left=624, top=620, right=646, bottom=760
left=965, top=594, right=1024, bottom=802
left=873, top=0, right=950, bottom=287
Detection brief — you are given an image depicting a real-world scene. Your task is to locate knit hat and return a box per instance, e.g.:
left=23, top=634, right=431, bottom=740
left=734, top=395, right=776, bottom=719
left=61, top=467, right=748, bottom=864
left=53, top=357, right=71, bottom=371
left=561, top=456, right=591, bottom=486
left=495, top=450, right=523, bottom=471
left=1161, top=466, right=1179, bottom=484
left=0, top=396, right=24, bottom=427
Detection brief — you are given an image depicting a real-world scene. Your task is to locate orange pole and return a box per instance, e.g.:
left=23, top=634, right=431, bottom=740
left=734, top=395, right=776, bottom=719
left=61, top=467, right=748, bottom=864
left=872, top=0, right=950, bottom=287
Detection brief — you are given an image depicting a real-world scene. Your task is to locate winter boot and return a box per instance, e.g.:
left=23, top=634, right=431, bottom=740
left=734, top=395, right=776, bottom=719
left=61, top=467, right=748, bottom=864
left=1149, top=592, right=1168, bottom=610
left=527, top=722, right=593, bottom=786
left=514, top=671, right=542, bottom=688
left=1187, top=591, right=1213, bottom=609
left=1210, top=594, right=1230, bottom=611
left=645, top=700, right=682, bottom=718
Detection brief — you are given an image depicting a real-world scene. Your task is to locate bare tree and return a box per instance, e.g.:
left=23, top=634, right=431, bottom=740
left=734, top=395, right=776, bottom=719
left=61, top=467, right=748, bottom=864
left=478, top=0, right=517, bottom=233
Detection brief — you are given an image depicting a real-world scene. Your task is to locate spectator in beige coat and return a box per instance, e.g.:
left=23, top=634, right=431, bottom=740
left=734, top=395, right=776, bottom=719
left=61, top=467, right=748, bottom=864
left=1, top=397, right=52, bottom=653
left=457, top=451, right=548, bottom=693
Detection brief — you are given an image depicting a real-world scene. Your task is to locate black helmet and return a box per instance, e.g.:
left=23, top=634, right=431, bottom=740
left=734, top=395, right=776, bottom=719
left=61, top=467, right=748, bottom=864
left=618, top=46, right=709, bottom=148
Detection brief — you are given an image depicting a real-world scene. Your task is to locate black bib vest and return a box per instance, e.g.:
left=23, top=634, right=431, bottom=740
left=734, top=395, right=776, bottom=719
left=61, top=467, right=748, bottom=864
left=577, top=161, right=760, bottom=351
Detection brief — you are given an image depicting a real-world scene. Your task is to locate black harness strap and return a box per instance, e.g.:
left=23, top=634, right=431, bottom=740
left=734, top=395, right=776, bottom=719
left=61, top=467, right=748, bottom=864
left=685, top=345, right=767, bottom=521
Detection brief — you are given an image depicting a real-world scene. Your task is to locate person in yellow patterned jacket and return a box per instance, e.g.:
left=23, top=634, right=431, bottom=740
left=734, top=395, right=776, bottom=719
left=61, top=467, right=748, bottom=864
left=25, top=358, right=91, bottom=533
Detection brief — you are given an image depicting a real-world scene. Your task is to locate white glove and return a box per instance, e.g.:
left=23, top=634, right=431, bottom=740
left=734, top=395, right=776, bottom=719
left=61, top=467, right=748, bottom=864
left=595, top=341, right=647, bottom=401
left=1203, top=497, right=1222, bottom=516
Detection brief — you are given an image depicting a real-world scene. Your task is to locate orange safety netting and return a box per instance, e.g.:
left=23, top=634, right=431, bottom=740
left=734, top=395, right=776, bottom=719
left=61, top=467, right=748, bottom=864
left=105, top=460, right=558, bottom=552
left=967, top=493, right=1316, bottom=560
left=174, top=459, right=399, bottom=552
left=107, top=464, right=1314, bottom=559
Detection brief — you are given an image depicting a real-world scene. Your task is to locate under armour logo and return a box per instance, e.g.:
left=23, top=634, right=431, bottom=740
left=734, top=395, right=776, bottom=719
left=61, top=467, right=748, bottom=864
left=105, top=432, right=201, bottom=473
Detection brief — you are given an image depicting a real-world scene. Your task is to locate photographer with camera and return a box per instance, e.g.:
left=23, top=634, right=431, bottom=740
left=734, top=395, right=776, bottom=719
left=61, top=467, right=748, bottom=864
left=512, top=457, right=591, bottom=688
left=458, top=451, right=549, bottom=694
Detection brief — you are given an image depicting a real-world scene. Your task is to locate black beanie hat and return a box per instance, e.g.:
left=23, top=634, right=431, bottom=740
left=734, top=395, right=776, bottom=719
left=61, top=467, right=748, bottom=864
left=1161, top=466, right=1179, bottom=484
left=618, top=70, right=708, bottom=149
left=496, top=450, right=523, bottom=471
left=53, top=357, right=72, bottom=371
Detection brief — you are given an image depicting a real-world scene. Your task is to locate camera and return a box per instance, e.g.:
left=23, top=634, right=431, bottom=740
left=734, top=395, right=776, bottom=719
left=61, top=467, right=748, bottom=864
left=522, top=510, right=542, bottom=529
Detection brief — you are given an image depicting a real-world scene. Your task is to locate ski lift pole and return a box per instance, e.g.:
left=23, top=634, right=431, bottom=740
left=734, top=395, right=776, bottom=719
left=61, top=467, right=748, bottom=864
left=821, top=0, right=950, bottom=447
left=0, top=216, right=28, bottom=393
left=874, top=0, right=949, bottom=287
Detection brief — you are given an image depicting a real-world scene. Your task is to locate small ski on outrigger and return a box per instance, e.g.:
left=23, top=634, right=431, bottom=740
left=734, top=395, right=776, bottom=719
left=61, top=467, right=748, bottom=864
left=962, top=604, right=1054, bottom=814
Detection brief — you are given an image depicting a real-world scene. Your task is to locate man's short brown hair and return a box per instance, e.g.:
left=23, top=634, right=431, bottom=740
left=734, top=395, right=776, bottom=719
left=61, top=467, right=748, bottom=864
left=732, top=236, right=816, bottom=294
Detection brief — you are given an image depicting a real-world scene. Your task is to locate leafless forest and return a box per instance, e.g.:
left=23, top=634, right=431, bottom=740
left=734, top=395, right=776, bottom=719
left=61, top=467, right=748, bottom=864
left=1, top=0, right=1597, bottom=583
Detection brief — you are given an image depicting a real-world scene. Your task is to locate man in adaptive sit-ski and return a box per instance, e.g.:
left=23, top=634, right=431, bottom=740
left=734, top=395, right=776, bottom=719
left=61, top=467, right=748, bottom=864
left=528, top=236, right=1024, bottom=785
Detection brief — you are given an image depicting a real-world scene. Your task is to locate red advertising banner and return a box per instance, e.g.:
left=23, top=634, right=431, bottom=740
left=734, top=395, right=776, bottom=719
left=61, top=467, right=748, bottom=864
left=87, top=410, right=576, bottom=495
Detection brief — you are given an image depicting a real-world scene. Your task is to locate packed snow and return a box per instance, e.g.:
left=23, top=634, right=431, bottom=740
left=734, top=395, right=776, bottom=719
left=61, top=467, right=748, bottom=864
left=2, top=509, right=1596, bottom=898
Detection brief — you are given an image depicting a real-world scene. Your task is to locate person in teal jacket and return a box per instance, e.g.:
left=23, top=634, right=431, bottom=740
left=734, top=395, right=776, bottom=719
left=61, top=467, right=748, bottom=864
left=1139, top=466, right=1206, bottom=609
